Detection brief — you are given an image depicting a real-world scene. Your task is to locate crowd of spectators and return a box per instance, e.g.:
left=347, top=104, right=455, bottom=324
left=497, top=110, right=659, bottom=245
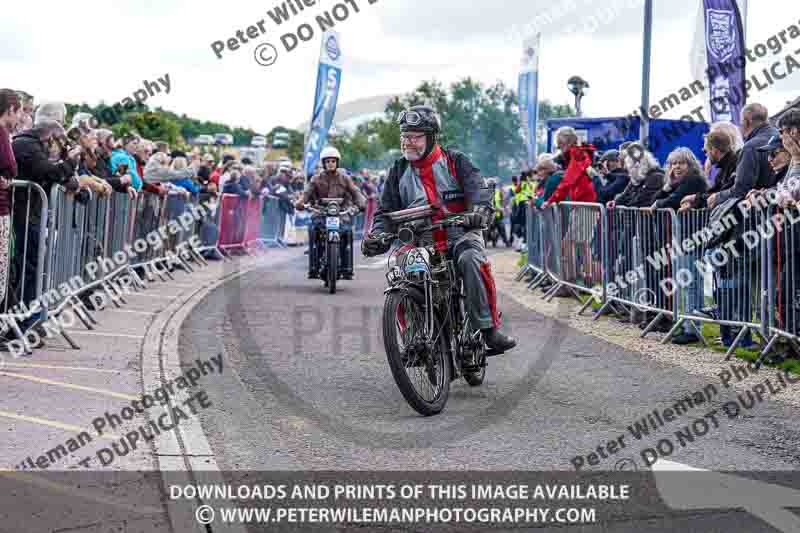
left=0, top=92, right=389, bottom=349
left=517, top=102, right=800, bottom=357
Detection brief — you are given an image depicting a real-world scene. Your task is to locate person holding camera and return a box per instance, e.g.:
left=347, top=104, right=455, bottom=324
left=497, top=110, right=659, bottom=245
left=10, top=101, right=82, bottom=332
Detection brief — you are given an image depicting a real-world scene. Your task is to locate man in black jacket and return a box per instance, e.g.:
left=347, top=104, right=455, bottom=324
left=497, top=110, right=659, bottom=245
left=707, top=103, right=777, bottom=209
left=362, top=105, right=516, bottom=354
left=11, top=102, right=81, bottom=326
left=682, top=130, right=738, bottom=211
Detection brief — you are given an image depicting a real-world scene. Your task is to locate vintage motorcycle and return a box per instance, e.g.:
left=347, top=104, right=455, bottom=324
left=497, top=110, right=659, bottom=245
left=307, top=198, right=358, bottom=294
left=376, top=205, right=503, bottom=416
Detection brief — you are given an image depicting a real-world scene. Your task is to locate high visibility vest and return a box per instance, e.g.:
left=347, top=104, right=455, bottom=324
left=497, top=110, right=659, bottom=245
left=514, top=182, right=534, bottom=205
left=493, top=189, right=504, bottom=219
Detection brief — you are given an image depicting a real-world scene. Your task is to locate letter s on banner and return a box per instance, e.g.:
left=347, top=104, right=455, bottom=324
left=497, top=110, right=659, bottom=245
left=303, top=30, right=343, bottom=177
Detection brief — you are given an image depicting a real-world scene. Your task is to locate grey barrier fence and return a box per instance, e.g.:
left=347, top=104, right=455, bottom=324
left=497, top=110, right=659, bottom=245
left=597, top=207, right=679, bottom=336
left=661, top=208, right=713, bottom=346
left=759, top=204, right=800, bottom=365
left=542, top=205, right=561, bottom=289
left=518, top=203, right=547, bottom=289
left=161, top=192, right=206, bottom=271
left=666, top=204, right=769, bottom=358
left=0, top=183, right=261, bottom=356
left=130, top=190, right=171, bottom=281
left=523, top=202, right=787, bottom=362
left=353, top=210, right=365, bottom=240
left=259, top=195, right=288, bottom=248
left=0, top=181, right=50, bottom=351
left=543, top=202, right=608, bottom=313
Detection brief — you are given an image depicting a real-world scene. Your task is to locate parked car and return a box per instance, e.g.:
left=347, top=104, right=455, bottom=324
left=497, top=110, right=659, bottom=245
left=251, top=135, right=267, bottom=147
left=272, top=131, right=289, bottom=148
left=214, top=133, right=234, bottom=145
left=193, top=134, right=214, bottom=145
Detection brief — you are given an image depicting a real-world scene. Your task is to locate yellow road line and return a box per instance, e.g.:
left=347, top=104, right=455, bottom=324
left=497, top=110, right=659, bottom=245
left=0, top=371, right=137, bottom=400
left=1, top=362, right=134, bottom=374
left=0, top=410, right=119, bottom=439
left=64, top=331, right=143, bottom=339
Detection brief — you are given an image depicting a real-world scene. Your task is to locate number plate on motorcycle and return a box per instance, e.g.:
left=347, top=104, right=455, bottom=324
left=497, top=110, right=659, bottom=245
left=404, top=248, right=430, bottom=274
left=326, top=217, right=340, bottom=230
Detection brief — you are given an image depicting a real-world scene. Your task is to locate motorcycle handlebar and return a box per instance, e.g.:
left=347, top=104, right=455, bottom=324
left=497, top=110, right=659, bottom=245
left=305, top=204, right=359, bottom=217
left=376, top=215, right=467, bottom=243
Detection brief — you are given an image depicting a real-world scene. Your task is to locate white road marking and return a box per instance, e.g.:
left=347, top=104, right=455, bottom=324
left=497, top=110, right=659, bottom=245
left=653, top=459, right=800, bottom=532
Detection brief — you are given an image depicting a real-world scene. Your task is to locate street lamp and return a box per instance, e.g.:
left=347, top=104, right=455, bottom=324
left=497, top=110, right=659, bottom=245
left=567, top=75, right=589, bottom=117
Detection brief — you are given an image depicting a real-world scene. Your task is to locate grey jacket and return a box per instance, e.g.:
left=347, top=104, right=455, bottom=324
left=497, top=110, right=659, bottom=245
left=144, top=158, right=196, bottom=183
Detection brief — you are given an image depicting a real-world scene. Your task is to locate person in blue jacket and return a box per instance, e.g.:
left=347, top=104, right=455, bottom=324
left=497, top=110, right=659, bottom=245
left=110, top=137, right=143, bottom=191
left=592, top=150, right=629, bottom=204
left=532, top=157, right=564, bottom=209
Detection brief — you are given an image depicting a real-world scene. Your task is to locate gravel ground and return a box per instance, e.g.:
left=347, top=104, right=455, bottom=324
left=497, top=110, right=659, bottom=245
left=491, top=251, right=800, bottom=409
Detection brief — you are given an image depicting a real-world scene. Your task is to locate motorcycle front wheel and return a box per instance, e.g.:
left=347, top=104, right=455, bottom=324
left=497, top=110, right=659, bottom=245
left=327, top=241, right=337, bottom=294
left=382, top=290, right=450, bottom=416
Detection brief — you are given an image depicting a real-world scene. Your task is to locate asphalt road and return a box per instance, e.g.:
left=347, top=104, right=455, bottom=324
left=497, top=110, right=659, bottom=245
left=180, top=246, right=800, bottom=532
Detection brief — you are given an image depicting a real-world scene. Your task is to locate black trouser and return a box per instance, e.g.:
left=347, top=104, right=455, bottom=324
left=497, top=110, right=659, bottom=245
left=490, top=217, right=510, bottom=245
left=11, top=219, right=40, bottom=314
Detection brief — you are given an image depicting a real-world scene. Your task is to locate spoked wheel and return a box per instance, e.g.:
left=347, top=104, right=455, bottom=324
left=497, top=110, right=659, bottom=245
left=383, top=290, right=450, bottom=416
left=327, top=242, right=337, bottom=294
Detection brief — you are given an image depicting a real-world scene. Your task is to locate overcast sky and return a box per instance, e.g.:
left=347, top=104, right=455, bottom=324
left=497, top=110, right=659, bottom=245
left=3, top=0, right=799, bottom=134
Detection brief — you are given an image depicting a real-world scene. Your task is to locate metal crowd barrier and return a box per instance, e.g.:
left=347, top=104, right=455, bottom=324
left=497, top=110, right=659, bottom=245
left=0, top=181, right=50, bottom=352
left=516, top=202, right=544, bottom=286
left=353, top=211, right=365, bottom=239
left=661, top=208, right=713, bottom=346
left=218, top=193, right=249, bottom=254
left=760, top=204, right=800, bottom=365
left=259, top=195, right=288, bottom=248
left=130, top=190, right=170, bottom=281
left=217, top=193, right=274, bottom=255
left=597, top=207, right=678, bottom=336
left=544, top=202, right=608, bottom=313
left=519, top=201, right=788, bottom=361
left=1, top=180, right=260, bottom=356
left=160, top=192, right=207, bottom=271
left=45, top=187, right=88, bottom=303
left=667, top=204, right=768, bottom=357
left=242, top=196, right=263, bottom=252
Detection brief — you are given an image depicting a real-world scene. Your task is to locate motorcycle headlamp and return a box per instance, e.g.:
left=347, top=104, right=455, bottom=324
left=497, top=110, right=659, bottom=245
left=398, top=227, right=414, bottom=245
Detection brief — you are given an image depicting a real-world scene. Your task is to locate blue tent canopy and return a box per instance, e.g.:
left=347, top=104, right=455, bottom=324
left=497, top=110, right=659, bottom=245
left=546, top=116, right=710, bottom=165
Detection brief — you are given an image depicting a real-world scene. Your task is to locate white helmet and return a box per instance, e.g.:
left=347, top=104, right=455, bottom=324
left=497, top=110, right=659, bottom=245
left=320, top=146, right=341, bottom=161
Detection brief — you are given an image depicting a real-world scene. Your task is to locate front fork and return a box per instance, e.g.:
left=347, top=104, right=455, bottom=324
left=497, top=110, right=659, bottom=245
left=423, top=276, right=435, bottom=343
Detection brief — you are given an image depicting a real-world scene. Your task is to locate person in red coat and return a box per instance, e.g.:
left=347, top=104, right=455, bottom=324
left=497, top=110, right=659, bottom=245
left=542, top=126, right=597, bottom=208
left=542, top=126, right=598, bottom=287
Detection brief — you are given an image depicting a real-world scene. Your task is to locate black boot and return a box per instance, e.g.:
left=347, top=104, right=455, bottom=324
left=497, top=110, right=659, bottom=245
left=482, top=328, right=517, bottom=353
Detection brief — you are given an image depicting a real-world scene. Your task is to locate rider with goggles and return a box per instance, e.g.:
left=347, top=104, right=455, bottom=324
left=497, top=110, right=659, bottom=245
left=362, top=105, right=517, bottom=353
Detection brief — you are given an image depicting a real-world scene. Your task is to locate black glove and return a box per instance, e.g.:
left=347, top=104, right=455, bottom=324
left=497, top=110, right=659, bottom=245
left=462, top=206, right=494, bottom=230
left=362, top=232, right=392, bottom=257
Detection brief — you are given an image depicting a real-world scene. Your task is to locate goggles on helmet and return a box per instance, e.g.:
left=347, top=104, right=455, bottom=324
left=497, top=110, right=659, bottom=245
left=398, top=110, right=425, bottom=126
